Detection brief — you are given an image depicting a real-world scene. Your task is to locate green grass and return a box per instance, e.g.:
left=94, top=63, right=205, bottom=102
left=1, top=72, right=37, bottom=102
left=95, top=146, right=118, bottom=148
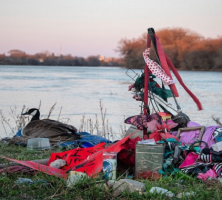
left=0, top=143, right=62, bottom=162
left=0, top=143, right=222, bottom=200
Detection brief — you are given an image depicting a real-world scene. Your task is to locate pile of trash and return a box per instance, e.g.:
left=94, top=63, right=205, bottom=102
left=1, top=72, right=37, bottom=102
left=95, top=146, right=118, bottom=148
left=122, top=114, right=222, bottom=181
left=119, top=27, right=222, bottom=182
left=1, top=28, right=222, bottom=198
left=1, top=117, right=222, bottom=181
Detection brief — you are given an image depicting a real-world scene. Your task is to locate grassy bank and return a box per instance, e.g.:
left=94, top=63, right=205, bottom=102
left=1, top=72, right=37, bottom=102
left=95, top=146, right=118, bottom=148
left=0, top=143, right=222, bottom=199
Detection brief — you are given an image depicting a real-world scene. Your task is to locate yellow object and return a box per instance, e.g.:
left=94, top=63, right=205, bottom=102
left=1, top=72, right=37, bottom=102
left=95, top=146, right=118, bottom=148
left=158, top=112, right=172, bottom=121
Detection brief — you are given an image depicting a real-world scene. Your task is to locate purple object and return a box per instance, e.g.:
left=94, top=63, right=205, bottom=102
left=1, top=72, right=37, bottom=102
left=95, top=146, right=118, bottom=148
left=201, top=126, right=220, bottom=149
left=177, top=121, right=221, bottom=149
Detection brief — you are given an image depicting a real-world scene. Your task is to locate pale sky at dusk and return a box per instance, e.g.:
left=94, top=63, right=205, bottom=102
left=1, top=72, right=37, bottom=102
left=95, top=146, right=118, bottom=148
left=0, top=0, right=222, bottom=57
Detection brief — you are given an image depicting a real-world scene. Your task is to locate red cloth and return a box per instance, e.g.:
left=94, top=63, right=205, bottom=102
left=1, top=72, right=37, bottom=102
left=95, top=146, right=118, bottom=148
left=165, top=55, right=203, bottom=110
left=69, top=132, right=136, bottom=176
left=0, top=166, right=35, bottom=174
left=47, top=142, right=105, bottom=171
left=149, top=131, right=162, bottom=142
left=154, top=35, right=178, bottom=97
left=2, top=157, right=68, bottom=178
left=147, top=119, right=179, bottom=142
left=154, top=34, right=203, bottom=110
left=118, top=137, right=142, bottom=166
left=3, top=131, right=139, bottom=178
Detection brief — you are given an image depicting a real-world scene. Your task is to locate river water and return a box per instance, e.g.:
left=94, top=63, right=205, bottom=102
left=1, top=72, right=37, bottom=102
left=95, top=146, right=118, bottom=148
left=0, top=65, right=221, bottom=139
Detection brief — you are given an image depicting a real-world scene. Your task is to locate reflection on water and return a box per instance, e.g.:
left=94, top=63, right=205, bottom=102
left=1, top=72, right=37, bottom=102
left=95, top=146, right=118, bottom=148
left=0, top=65, right=222, bottom=138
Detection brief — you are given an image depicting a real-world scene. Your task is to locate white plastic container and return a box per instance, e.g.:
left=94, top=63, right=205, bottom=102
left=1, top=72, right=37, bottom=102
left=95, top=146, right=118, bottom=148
left=103, top=152, right=117, bottom=180
left=27, top=138, right=51, bottom=150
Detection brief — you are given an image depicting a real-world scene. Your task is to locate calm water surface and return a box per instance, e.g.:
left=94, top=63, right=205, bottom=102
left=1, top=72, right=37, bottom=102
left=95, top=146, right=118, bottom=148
left=0, top=65, right=222, bottom=138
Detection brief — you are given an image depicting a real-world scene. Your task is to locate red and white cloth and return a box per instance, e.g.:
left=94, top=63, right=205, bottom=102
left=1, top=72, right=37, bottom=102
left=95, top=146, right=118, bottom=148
left=143, top=48, right=174, bottom=85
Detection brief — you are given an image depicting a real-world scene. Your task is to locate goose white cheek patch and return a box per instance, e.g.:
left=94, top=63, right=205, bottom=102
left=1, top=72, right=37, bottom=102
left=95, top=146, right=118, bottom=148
left=31, top=110, right=37, bottom=116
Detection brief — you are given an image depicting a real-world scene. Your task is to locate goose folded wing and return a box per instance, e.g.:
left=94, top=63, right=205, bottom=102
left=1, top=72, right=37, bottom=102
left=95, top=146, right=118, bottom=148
left=22, top=119, right=78, bottom=139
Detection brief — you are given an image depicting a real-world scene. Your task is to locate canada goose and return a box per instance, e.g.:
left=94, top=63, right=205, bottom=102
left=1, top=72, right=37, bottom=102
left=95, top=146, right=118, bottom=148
left=21, top=108, right=79, bottom=139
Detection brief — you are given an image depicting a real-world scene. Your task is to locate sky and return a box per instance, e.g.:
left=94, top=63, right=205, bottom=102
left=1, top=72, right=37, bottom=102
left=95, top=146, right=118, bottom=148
left=0, top=0, right=222, bottom=58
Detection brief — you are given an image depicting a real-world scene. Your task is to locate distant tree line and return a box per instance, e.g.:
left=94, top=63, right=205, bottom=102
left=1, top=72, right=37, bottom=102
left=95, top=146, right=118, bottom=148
left=0, top=51, right=122, bottom=67
left=117, top=28, right=222, bottom=71
left=1, top=28, right=222, bottom=71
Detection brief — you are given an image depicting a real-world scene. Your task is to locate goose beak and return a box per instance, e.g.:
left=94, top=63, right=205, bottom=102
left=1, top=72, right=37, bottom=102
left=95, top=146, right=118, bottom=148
left=21, top=112, right=29, bottom=115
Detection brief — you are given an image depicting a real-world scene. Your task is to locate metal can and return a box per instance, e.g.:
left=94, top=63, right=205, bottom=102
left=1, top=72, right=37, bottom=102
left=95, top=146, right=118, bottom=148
left=135, top=143, right=165, bottom=179
left=103, top=152, right=117, bottom=180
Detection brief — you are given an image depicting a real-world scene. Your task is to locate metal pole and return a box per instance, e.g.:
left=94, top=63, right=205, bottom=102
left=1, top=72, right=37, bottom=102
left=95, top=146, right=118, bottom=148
left=143, top=31, right=151, bottom=139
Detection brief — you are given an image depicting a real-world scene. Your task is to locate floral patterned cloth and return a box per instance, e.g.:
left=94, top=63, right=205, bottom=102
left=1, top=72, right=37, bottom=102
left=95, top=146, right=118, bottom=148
left=124, top=113, right=161, bottom=130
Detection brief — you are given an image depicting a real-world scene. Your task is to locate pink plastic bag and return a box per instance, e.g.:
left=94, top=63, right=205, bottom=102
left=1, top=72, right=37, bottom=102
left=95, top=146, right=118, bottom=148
left=179, top=152, right=199, bottom=169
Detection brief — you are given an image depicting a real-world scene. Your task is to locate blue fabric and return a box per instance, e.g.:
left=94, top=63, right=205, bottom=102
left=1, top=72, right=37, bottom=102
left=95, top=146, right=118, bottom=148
left=79, top=135, right=112, bottom=145
left=58, top=140, right=96, bottom=148
left=76, top=132, right=91, bottom=136
left=12, top=130, right=112, bottom=148
left=58, top=132, right=112, bottom=148
left=80, top=141, right=95, bottom=148
left=58, top=141, right=79, bottom=148
left=14, top=129, right=22, bottom=137
left=215, top=133, right=222, bottom=143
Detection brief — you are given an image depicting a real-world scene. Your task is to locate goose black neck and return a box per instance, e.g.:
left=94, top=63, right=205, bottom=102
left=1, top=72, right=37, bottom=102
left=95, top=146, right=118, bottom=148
left=31, top=110, right=40, bottom=121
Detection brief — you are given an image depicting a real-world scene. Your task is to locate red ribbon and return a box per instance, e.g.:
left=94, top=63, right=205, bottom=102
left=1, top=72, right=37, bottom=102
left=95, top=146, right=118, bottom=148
left=154, top=34, right=203, bottom=110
